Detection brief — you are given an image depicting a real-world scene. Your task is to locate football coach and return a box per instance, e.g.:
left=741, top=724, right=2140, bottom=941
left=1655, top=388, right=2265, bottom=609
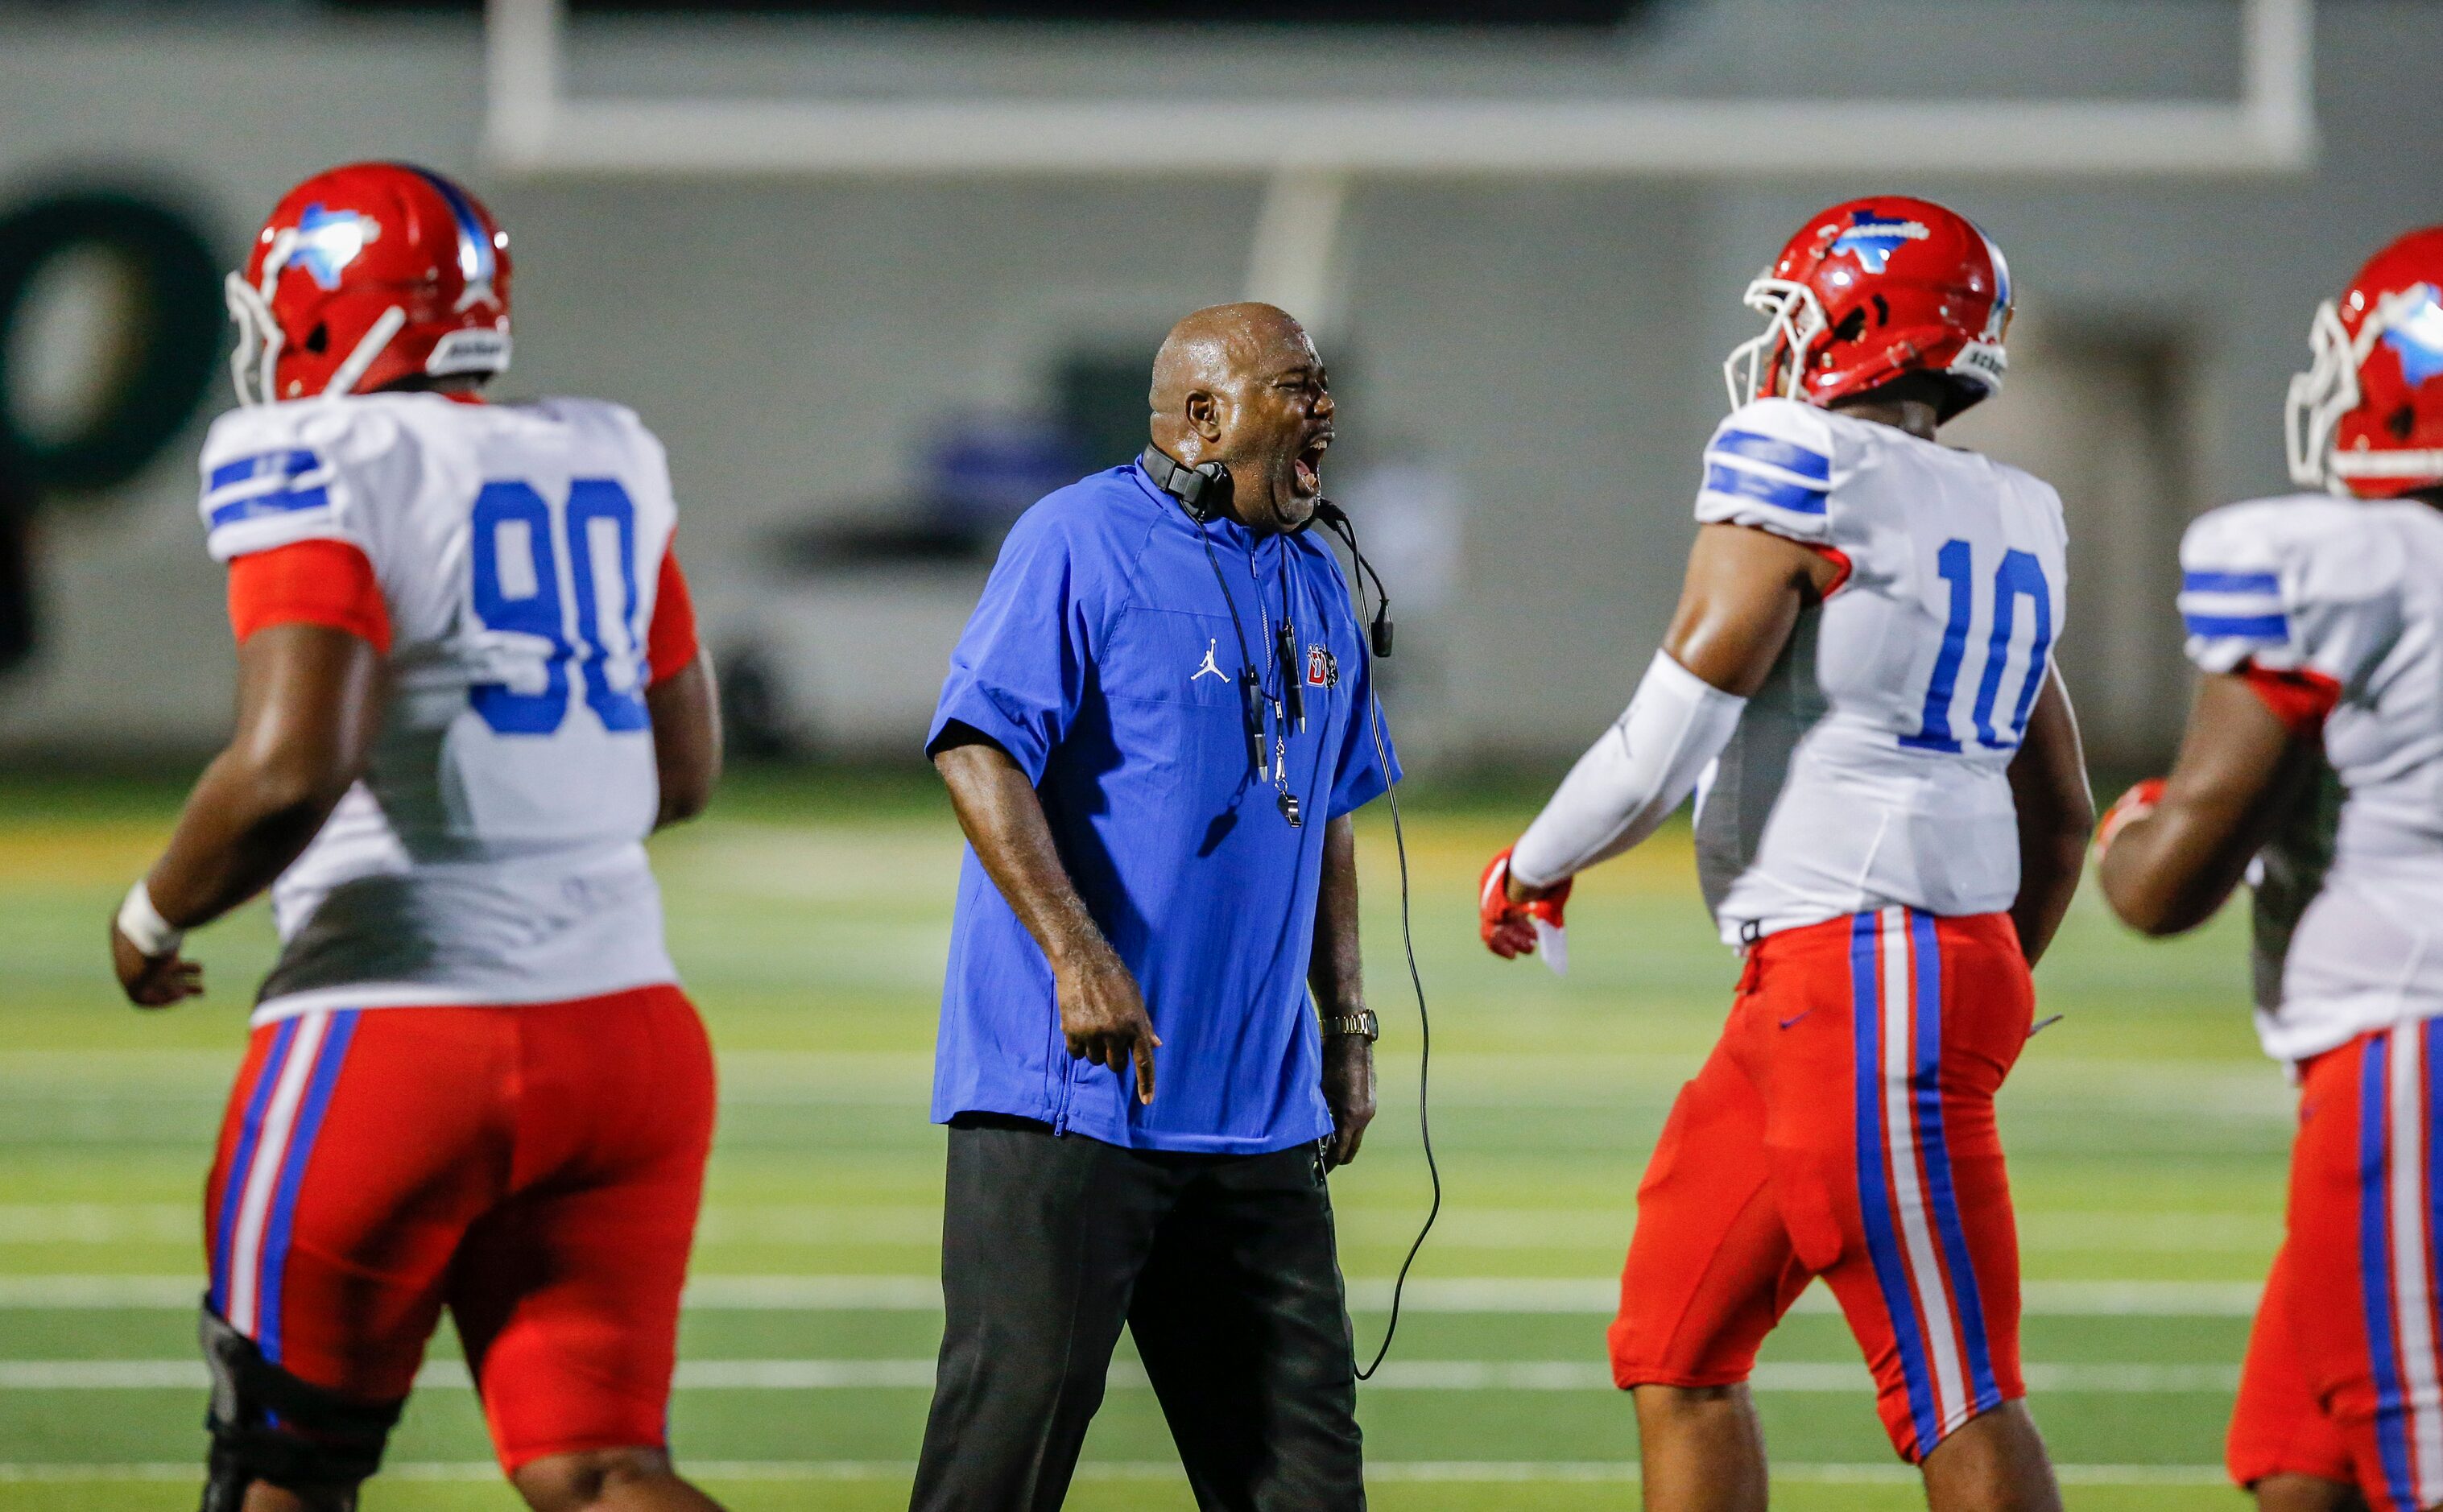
left=911, top=302, right=1397, bottom=1512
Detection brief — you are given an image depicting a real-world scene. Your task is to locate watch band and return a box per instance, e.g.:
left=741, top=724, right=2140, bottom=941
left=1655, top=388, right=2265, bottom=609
left=1319, top=1009, right=1379, bottom=1042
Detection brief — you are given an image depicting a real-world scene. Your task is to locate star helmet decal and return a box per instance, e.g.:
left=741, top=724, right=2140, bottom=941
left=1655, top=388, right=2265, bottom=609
left=2382, top=284, right=2443, bottom=389
left=284, top=204, right=379, bottom=291
left=1827, top=209, right=1932, bottom=275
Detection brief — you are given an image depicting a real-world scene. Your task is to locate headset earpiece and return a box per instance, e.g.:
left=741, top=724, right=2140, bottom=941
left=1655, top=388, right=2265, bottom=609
left=1139, top=445, right=1232, bottom=522
left=1190, top=461, right=1231, bottom=522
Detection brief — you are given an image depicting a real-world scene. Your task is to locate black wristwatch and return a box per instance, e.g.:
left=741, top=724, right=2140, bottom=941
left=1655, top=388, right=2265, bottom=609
left=1319, top=1009, right=1379, bottom=1043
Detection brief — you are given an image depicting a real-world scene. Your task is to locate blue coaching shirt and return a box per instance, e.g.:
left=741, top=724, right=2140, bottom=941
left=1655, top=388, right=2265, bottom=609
left=926, top=461, right=1399, bottom=1155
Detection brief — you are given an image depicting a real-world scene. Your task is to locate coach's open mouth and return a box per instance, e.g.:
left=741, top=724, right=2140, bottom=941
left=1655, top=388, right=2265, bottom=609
left=1293, top=433, right=1331, bottom=497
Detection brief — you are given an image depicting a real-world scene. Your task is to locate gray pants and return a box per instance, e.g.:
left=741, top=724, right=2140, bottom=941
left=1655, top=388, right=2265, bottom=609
left=908, top=1113, right=1366, bottom=1512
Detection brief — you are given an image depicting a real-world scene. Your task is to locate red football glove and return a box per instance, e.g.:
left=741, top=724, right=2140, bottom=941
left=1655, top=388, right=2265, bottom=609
left=2092, top=778, right=2167, bottom=865
left=1479, top=847, right=1571, bottom=961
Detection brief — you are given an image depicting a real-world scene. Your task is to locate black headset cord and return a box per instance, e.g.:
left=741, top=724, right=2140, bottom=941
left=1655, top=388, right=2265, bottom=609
left=1314, top=502, right=1439, bottom=1382
left=1193, top=515, right=1269, bottom=783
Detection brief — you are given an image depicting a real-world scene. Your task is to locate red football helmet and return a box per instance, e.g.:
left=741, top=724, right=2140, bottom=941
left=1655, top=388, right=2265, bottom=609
left=2287, top=227, right=2443, bottom=498
left=1724, top=196, right=2012, bottom=420
left=225, top=162, right=511, bottom=407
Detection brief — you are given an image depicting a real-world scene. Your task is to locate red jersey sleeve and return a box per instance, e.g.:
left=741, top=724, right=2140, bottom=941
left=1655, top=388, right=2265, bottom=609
left=647, top=547, right=700, bottom=686
left=225, top=539, right=392, bottom=655
left=2239, top=660, right=2341, bottom=737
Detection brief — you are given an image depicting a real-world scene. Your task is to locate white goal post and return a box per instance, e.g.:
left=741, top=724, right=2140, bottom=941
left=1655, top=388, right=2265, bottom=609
left=482, top=0, right=2315, bottom=327
left=485, top=0, right=2313, bottom=179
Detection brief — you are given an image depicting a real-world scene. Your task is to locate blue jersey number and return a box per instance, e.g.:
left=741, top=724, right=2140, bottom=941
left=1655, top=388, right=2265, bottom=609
left=1898, top=539, right=2054, bottom=753
left=468, top=478, right=651, bottom=736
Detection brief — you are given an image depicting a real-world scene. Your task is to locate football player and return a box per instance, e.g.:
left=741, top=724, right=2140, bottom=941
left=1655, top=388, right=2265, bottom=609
left=1479, top=198, right=2094, bottom=1511
left=107, top=164, right=726, bottom=1512
left=2097, top=227, right=2443, bottom=1512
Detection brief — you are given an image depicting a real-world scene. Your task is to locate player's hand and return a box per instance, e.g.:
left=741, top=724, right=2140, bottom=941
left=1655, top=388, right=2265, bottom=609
left=2093, top=778, right=2167, bottom=865
left=1478, top=847, right=1571, bottom=960
left=1320, top=1032, right=1375, bottom=1169
left=110, top=920, right=202, bottom=1010
left=1056, top=945, right=1160, bottom=1104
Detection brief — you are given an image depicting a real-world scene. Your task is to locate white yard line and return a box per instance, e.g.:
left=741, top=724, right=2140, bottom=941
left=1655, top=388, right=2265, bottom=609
left=0, top=1459, right=2234, bottom=1485
left=0, top=1050, right=2289, bottom=1114
left=0, top=1203, right=2283, bottom=1254
left=0, top=1357, right=2241, bottom=1393
left=0, top=1274, right=2268, bottom=1314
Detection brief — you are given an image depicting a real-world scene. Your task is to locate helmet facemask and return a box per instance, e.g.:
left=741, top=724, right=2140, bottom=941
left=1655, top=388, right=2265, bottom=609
left=223, top=271, right=284, bottom=410
left=2288, top=286, right=2443, bottom=496
left=2286, top=298, right=2362, bottom=494
left=1723, top=276, right=1828, bottom=410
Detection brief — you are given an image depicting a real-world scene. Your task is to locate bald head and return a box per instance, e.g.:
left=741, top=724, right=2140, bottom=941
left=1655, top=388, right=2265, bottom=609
left=1149, top=302, right=1308, bottom=419
left=1146, top=302, right=1334, bottom=534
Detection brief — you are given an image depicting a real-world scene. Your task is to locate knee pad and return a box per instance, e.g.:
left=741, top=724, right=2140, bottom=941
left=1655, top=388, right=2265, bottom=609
left=198, top=1304, right=404, bottom=1512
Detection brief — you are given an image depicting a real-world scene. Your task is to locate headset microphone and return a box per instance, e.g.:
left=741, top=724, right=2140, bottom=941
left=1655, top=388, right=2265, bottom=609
left=1312, top=501, right=1395, bottom=659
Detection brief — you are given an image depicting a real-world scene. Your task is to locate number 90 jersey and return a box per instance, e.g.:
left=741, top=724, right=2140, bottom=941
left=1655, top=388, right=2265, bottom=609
left=196, top=394, right=680, bottom=1024
left=1690, top=398, right=2069, bottom=945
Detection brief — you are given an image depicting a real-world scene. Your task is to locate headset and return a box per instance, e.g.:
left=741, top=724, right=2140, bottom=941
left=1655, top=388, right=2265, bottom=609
left=1139, top=443, right=1438, bottom=1379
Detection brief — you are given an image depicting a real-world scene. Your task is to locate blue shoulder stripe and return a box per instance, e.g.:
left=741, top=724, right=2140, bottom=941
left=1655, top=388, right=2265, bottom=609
left=1710, top=428, right=1830, bottom=482
left=2182, top=569, right=2280, bottom=596
left=2183, top=612, right=2289, bottom=641
left=208, top=449, right=320, bottom=494
left=1703, top=462, right=1827, bottom=516
left=209, top=487, right=331, bottom=531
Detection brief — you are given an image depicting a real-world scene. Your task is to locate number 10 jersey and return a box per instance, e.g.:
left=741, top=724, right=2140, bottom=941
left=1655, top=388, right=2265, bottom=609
left=1689, top=398, right=2069, bottom=945
left=196, top=393, right=681, bottom=1024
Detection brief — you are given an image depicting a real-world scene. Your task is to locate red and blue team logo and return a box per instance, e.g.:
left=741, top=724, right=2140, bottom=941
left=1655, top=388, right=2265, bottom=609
left=1829, top=209, right=1932, bottom=275
left=285, top=204, right=379, bottom=291
left=2383, top=284, right=2443, bottom=387
left=1305, top=645, right=1338, bottom=688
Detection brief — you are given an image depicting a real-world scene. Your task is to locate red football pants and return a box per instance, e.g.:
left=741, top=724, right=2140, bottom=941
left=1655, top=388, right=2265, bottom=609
left=2230, top=1019, right=2443, bottom=1512
left=1610, top=907, right=2033, bottom=1462
left=203, top=985, right=716, bottom=1473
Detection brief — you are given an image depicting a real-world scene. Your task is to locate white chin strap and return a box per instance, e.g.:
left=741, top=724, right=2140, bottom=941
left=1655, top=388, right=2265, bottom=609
left=1722, top=276, right=1827, bottom=410
left=321, top=307, right=407, bottom=399
left=2288, top=288, right=2443, bottom=494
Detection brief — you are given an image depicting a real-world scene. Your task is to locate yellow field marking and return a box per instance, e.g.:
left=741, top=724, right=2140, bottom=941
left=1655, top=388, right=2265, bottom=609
left=0, top=825, right=175, bottom=889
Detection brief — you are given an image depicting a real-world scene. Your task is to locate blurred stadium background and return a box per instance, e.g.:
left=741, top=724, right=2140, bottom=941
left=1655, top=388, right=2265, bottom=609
left=0, top=0, right=2424, bottom=1505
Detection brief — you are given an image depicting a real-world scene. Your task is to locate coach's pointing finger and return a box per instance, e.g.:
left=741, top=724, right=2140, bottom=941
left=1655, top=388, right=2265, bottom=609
left=1053, top=945, right=1159, bottom=1103
left=1131, top=1024, right=1160, bottom=1105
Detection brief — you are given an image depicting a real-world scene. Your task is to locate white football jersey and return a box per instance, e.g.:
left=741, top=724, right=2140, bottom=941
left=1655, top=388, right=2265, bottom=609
left=2180, top=495, right=2443, bottom=1064
left=1690, top=399, right=2070, bottom=945
left=196, top=394, right=681, bottom=1025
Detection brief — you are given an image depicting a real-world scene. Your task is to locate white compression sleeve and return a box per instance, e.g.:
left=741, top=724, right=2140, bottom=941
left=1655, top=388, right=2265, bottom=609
left=1510, top=650, right=1747, bottom=888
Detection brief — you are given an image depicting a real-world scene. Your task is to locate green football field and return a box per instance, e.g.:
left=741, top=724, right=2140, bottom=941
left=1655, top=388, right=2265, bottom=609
left=0, top=770, right=2286, bottom=1510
